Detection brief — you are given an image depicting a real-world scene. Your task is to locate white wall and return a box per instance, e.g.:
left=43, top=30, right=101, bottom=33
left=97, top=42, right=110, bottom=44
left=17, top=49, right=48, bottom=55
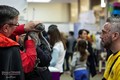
left=19, top=3, right=74, bottom=33
left=44, top=23, right=74, bottom=33
left=22, top=3, right=69, bottom=22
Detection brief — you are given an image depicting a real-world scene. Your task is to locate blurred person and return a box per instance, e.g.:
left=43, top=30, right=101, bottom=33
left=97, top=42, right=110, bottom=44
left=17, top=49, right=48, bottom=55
left=95, top=32, right=102, bottom=55
left=0, top=5, right=40, bottom=80
left=78, top=29, right=96, bottom=78
left=101, top=17, right=120, bottom=80
left=18, top=31, right=52, bottom=80
left=77, top=29, right=89, bottom=41
left=86, top=34, right=94, bottom=44
left=71, top=39, right=89, bottom=80
left=65, top=31, right=76, bottom=71
left=94, top=32, right=102, bottom=67
left=48, top=25, right=66, bottom=74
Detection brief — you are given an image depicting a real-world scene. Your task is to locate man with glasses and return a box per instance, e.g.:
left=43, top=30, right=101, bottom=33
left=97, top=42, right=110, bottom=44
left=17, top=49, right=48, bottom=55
left=0, top=5, right=41, bottom=80
left=101, top=17, right=120, bottom=80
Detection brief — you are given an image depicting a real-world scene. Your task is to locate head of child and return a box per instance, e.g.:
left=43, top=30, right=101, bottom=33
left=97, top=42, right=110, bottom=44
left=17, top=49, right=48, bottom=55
left=77, top=39, right=88, bottom=61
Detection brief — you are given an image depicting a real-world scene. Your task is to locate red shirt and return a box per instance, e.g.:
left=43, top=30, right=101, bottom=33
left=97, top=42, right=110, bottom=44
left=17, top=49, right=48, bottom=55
left=12, top=24, right=37, bottom=73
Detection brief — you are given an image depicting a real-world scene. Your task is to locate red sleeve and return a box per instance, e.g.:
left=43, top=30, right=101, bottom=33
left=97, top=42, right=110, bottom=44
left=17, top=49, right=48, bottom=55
left=10, top=24, right=25, bottom=39
left=14, top=24, right=25, bottom=35
left=20, top=40, right=37, bottom=73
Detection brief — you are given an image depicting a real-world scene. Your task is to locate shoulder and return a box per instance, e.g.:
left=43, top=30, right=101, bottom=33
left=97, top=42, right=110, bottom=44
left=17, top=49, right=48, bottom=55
left=115, top=57, right=120, bottom=67
left=107, top=54, right=114, bottom=63
left=54, top=41, right=63, bottom=47
left=0, top=47, right=20, bottom=57
left=54, top=41, right=62, bottom=45
left=53, top=41, right=63, bottom=50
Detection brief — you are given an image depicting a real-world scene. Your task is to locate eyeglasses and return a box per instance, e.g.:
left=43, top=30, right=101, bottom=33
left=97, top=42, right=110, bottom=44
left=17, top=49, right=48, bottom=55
left=7, top=22, right=19, bottom=26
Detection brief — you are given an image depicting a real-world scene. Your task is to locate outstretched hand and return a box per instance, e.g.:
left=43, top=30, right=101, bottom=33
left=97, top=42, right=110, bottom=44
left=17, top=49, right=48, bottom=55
left=24, top=21, right=41, bottom=32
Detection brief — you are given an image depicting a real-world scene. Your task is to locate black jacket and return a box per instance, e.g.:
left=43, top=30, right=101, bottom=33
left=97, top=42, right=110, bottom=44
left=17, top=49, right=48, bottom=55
left=0, top=34, right=24, bottom=80
left=24, top=32, right=52, bottom=80
left=87, top=41, right=97, bottom=77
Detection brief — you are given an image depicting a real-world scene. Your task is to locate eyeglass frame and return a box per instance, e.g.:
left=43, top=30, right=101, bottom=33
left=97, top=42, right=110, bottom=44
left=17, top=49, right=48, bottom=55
left=7, top=22, right=19, bottom=27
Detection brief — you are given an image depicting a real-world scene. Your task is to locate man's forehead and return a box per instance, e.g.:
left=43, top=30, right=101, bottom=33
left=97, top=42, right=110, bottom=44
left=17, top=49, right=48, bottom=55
left=102, top=22, right=111, bottom=30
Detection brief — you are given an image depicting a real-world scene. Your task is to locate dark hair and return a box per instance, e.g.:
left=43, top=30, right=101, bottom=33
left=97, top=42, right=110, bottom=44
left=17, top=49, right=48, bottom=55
left=69, top=31, right=74, bottom=36
left=78, top=29, right=89, bottom=35
left=48, top=24, right=57, bottom=30
left=76, top=39, right=88, bottom=61
left=0, top=5, right=19, bottom=27
left=47, top=25, right=66, bottom=49
left=106, top=17, right=111, bottom=22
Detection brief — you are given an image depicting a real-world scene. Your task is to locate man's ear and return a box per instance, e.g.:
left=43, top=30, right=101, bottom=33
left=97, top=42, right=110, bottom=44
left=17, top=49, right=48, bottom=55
left=112, top=32, right=119, bottom=41
left=2, top=24, right=9, bottom=33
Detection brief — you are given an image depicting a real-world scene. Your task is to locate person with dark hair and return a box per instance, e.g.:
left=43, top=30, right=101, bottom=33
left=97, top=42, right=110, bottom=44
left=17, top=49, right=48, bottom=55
left=71, top=39, right=89, bottom=80
left=65, top=31, right=76, bottom=71
left=78, top=29, right=89, bottom=39
left=101, top=17, right=120, bottom=80
left=48, top=24, right=57, bottom=30
left=18, top=31, right=52, bottom=80
left=77, top=29, right=97, bottom=78
left=0, top=5, right=41, bottom=80
left=47, top=25, right=66, bottom=74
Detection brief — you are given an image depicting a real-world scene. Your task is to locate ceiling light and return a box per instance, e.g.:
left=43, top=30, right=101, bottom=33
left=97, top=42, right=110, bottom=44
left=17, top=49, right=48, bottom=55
left=27, top=0, right=51, bottom=3
left=101, top=0, right=106, bottom=7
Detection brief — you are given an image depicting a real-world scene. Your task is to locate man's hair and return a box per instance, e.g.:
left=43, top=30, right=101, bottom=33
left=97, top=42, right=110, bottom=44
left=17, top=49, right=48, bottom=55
left=108, top=17, right=120, bottom=33
left=0, top=5, right=19, bottom=27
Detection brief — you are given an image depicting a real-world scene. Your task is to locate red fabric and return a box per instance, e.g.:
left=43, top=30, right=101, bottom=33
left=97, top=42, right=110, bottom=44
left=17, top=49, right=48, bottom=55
left=10, top=24, right=25, bottom=38
left=0, top=33, right=19, bottom=47
left=14, top=24, right=25, bottom=35
left=9, top=24, right=37, bottom=73
left=20, top=40, right=37, bottom=73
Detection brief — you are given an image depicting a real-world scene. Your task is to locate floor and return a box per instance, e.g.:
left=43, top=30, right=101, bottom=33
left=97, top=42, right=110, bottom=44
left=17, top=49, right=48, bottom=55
left=60, top=71, right=103, bottom=80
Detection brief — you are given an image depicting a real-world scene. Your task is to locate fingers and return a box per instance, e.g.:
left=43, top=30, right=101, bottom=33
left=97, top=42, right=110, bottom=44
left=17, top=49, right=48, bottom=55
left=24, top=21, right=41, bottom=32
left=28, top=36, right=32, bottom=40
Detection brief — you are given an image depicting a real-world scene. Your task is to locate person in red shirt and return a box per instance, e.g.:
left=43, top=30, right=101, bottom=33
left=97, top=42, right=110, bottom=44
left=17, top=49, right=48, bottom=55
left=0, top=5, right=40, bottom=80
left=11, top=23, right=39, bottom=73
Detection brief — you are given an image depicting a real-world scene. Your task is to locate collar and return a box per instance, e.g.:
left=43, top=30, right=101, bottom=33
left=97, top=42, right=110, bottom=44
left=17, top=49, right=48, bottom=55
left=0, top=33, right=19, bottom=47
left=113, top=51, right=119, bottom=56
